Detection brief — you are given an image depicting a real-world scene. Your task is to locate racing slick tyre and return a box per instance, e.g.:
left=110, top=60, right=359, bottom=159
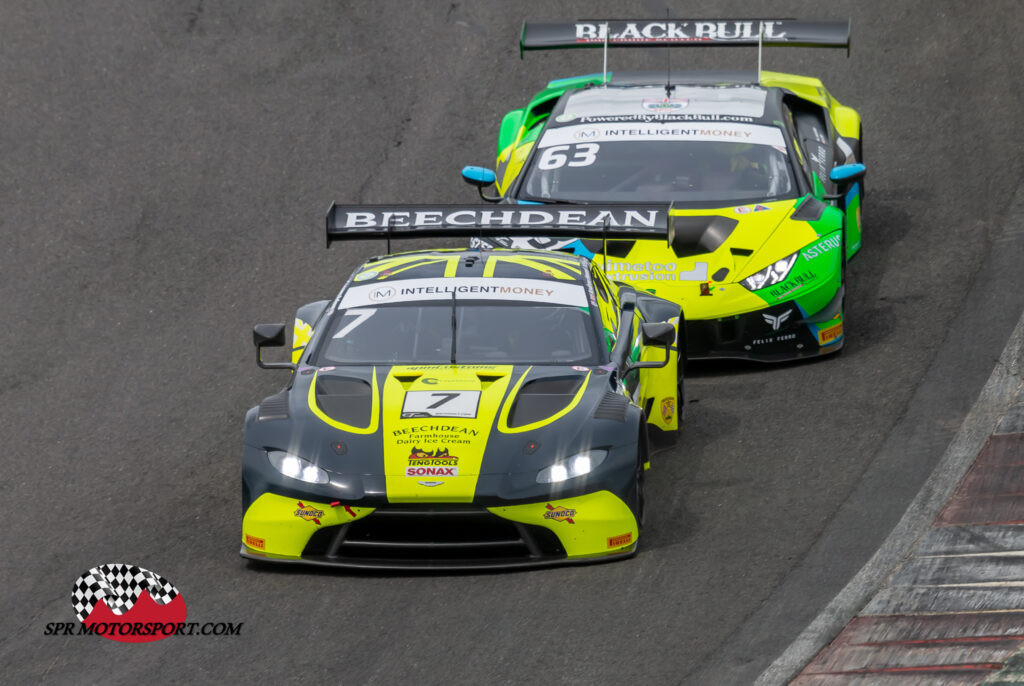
left=632, top=447, right=647, bottom=531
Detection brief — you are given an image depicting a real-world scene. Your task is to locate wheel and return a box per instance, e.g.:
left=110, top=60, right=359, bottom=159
left=633, top=452, right=647, bottom=530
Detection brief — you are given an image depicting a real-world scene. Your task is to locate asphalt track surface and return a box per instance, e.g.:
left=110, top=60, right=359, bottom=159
left=3, top=1, right=1024, bottom=684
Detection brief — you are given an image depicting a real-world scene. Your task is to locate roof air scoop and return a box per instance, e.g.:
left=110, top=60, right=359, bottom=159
left=669, top=216, right=738, bottom=258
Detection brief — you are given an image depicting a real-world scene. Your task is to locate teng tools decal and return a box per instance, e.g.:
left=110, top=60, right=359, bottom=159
left=70, top=564, right=186, bottom=643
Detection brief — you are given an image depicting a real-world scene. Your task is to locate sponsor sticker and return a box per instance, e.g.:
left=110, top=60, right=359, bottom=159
left=607, top=532, right=633, bottom=548
left=340, top=277, right=589, bottom=309
left=406, top=447, right=459, bottom=477
left=544, top=504, right=577, bottom=524
left=540, top=122, right=786, bottom=149
left=573, top=20, right=789, bottom=43
left=406, top=466, right=457, bottom=477
left=408, top=446, right=459, bottom=465
left=753, top=204, right=770, bottom=212
left=571, top=365, right=589, bottom=372
left=391, top=424, right=480, bottom=446
left=603, top=260, right=708, bottom=283
left=818, top=321, right=843, bottom=345
left=244, top=534, right=265, bottom=551
left=766, top=270, right=818, bottom=301
left=353, top=270, right=379, bottom=282
left=763, top=309, right=792, bottom=331
left=402, top=390, right=480, bottom=419
left=368, top=286, right=395, bottom=302
left=751, top=333, right=797, bottom=346
left=642, top=98, right=688, bottom=111
left=660, top=398, right=675, bottom=422
left=802, top=234, right=842, bottom=260
left=293, top=502, right=324, bottom=525
left=734, top=205, right=752, bottom=214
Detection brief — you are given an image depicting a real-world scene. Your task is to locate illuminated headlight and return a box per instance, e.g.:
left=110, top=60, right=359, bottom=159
left=741, top=252, right=799, bottom=291
left=267, top=450, right=329, bottom=485
left=537, top=450, right=608, bottom=484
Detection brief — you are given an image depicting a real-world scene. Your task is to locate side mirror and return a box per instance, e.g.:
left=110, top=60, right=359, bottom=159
left=622, top=322, right=676, bottom=375
left=253, top=323, right=295, bottom=370
left=461, top=165, right=501, bottom=203
left=828, top=163, right=866, bottom=186
left=641, top=321, right=676, bottom=347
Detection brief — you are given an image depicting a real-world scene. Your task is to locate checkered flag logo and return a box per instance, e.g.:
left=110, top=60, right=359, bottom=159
left=71, top=563, right=180, bottom=622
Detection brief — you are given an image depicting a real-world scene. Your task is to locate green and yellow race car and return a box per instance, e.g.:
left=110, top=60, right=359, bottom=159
left=462, top=19, right=866, bottom=362
left=241, top=204, right=683, bottom=569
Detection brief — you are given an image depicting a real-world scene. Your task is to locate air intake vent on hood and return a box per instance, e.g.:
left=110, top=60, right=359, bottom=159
left=791, top=196, right=826, bottom=221
left=507, top=375, right=584, bottom=429
left=315, top=376, right=372, bottom=428
left=258, top=391, right=289, bottom=421
left=671, top=216, right=738, bottom=258
left=593, top=392, right=629, bottom=422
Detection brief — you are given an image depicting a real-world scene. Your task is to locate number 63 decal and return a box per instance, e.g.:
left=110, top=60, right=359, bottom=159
left=537, top=143, right=600, bottom=170
left=401, top=390, right=481, bottom=418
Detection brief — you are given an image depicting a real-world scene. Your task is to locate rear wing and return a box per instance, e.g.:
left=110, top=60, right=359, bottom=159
left=520, top=19, right=850, bottom=56
left=326, top=203, right=674, bottom=248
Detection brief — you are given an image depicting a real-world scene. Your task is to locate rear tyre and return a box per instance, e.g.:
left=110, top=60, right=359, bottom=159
left=633, top=451, right=647, bottom=531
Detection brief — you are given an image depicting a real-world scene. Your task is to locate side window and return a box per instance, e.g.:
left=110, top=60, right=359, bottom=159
left=590, top=266, right=619, bottom=351
left=621, top=310, right=643, bottom=396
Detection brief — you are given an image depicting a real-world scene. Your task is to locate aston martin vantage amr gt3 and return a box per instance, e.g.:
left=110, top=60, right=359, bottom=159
left=241, top=204, right=682, bottom=569
left=462, top=19, right=866, bottom=362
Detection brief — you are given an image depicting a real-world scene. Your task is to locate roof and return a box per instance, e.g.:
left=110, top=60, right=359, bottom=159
left=551, top=74, right=785, bottom=128
left=353, top=248, right=591, bottom=285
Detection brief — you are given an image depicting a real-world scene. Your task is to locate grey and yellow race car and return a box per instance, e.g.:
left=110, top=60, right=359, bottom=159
left=240, top=204, right=683, bottom=569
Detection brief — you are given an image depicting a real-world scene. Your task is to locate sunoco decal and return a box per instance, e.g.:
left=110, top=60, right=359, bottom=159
left=294, top=502, right=324, bottom=525
left=544, top=504, right=577, bottom=523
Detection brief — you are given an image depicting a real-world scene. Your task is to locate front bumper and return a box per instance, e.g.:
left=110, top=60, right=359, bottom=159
left=240, top=490, right=638, bottom=570
left=686, top=285, right=845, bottom=362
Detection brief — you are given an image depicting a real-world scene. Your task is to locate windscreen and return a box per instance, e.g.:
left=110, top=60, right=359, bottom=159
left=520, top=122, right=795, bottom=204
left=313, top=302, right=599, bottom=366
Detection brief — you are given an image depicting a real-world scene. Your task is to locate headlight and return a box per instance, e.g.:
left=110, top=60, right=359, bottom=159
left=267, top=450, right=329, bottom=485
left=741, top=252, right=799, bottom=291
left=536, top=450, right=608, bottom=484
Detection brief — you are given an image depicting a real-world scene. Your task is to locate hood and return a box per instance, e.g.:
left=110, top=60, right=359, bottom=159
left=247, top=363, right=630, bottom=503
